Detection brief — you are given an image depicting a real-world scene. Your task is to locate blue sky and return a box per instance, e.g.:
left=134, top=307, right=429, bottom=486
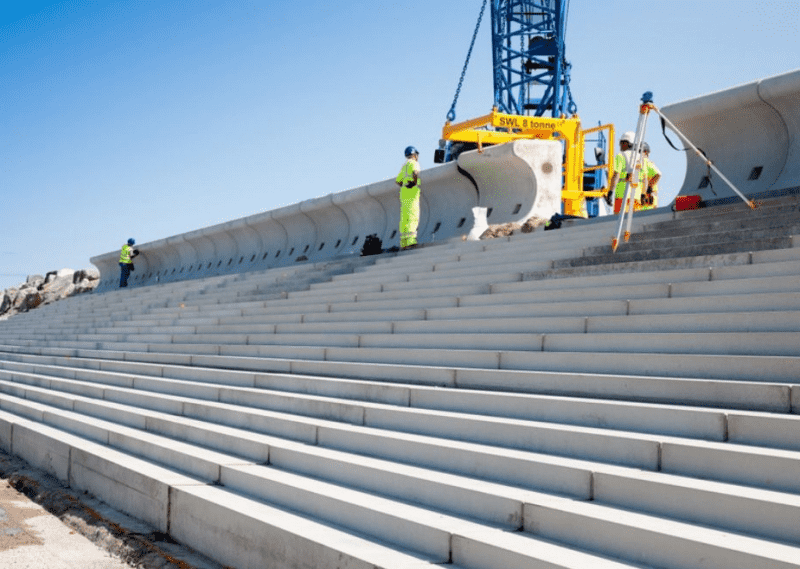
left=1, top=0, right=798, bottom=291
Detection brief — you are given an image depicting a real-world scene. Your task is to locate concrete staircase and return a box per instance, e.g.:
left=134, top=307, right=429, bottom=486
left=0, top=195, right=799, bottom=569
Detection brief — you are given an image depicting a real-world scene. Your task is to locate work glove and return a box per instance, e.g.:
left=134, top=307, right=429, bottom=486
left=404, top=180, right=416, bottom=188
left=604, top=191, right=613, bottom=206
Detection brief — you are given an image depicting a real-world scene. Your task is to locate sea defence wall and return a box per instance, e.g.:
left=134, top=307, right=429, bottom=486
left=662, top=68, right=800, bottom=205
left=91, top=139, right=562, bottom=292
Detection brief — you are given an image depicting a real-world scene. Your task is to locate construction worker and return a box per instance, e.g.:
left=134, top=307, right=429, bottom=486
left=395, top=146, right=421, bottom=250
left=639, top=142, right=662, bottom=210
left=119, top=238, right=139, bottom=288
left=606, top=131, right=642, bottom=214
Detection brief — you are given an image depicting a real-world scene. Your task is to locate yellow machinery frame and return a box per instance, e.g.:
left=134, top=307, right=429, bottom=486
left=442, top=109, right=613, bottom=217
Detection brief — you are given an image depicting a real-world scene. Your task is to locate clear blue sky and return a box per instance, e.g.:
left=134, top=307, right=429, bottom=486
left=2, top=0, right=798, bottom=291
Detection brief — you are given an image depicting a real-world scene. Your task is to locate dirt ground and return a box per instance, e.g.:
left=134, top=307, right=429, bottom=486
left=0, top=451, right=224, bottom=569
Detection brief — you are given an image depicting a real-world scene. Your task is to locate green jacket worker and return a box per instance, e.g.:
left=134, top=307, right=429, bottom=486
left=395, top=146, right=421, bottom=250
left=119, top=238, right=139, bottom=288
left=639, top=142, right=661, bottom=209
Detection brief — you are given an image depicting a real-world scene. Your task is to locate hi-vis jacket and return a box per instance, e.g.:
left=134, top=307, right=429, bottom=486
left=396, top=158, right=420, bottom=188
left=119, top=244, right=133, bottom=264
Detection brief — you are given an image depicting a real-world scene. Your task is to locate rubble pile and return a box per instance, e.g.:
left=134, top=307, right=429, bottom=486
left=479, top=215, right=548, bottom=239
left=0, top=268, right=99, bottom=321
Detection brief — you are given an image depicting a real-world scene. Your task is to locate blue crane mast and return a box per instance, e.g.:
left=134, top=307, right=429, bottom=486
left=491, top=0, right=577, bottom=118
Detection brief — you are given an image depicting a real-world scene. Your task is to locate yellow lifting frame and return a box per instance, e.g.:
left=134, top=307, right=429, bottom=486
left=442, top=109, right=614, bottom=217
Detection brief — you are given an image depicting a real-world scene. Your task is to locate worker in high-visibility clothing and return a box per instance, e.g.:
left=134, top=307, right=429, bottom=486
left=395, top=146, right=421, bottom=250
left=639, top=142, right=662, bottom=210
left=119, top=238, right=139, bottom=288
left=606, top=131, right=642, bottom=214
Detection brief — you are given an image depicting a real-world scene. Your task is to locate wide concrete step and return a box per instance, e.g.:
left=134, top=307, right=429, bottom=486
left=2, top=374, right=800, bottom=568
left=21, top=308, right=799, bottom=337
left=558, top=236, right=793, bottom=268
left=2, top=331, right=800, bottom=382
left=2, top=362, right=800, bottom=496
left=0, top=409, right=461, bottom=569
left=596, top=222, right=800, bottom=254
left=2, top=354, right=789, bottom=449
left=1, top=344, right=792, bottom=413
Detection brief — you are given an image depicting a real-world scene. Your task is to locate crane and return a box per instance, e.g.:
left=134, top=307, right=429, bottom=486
left=437, top=0, right=612, bottom=218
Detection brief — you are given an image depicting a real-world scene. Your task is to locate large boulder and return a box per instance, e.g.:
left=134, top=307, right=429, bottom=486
left=0, top=267, right=100, bottom=320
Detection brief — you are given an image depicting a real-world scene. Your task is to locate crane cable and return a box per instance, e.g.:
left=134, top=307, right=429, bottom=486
left=446, top=0, right=488, bottom=123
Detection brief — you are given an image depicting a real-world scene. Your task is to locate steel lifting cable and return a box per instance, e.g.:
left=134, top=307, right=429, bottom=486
left=652, top=104, right=755, bottom=208
left=658, top=115, right=717, bottom=196
left=446, top=0, right=488, bottom=123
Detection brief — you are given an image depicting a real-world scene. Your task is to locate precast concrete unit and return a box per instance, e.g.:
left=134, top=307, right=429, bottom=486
left=91, top=139, right=562, bottom=292
left=662, top=68, right=800, bottom=205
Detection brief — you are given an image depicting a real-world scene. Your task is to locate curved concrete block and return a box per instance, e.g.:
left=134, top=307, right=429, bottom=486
left=459, top=139, right=562, bottom=223
left=91, top=139, right=562, bottom=292
left=662, top=69, right=800, bottom=204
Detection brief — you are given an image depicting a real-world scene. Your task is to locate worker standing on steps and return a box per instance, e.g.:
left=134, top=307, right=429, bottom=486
left=119, top=238, right=139, bottom=288
left=639, top=142, right=662, bottom=210
left=395, top=146, right=422, bottom=250
left=606, top=131, right=641, bottom=215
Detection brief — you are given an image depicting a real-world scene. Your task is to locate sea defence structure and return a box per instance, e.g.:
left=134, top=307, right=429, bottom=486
left=0, top=70, right=799, bottom=568
left=91, top=139, right=562, bottom=292
left=662, top=68, right=800, bottom=204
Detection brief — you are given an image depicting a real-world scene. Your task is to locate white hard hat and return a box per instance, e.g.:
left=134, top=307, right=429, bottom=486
left=620, top=131, right=636, bottom=144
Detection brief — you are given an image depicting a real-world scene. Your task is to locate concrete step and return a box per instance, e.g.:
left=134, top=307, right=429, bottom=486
left=2, top=374, right=800, bottom=568
left=0, top=410, right=454, bottom=569
left=2, top=344, right=791, bottom=413
left=557, top=236, right=793, bottom=268
left=3, top=367, right=799, bottom=495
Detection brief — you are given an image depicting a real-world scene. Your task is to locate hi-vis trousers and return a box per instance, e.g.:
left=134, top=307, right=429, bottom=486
left=399, top=185, right=420, bottom=247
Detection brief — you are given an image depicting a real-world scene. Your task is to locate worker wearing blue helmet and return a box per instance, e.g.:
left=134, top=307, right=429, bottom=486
left=119, top=238, right=140, bottom=288
left=395, top=146, right=421, bottom=250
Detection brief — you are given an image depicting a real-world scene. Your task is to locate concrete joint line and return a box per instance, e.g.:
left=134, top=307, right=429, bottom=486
left=709, top=267, right=715, bottom=281
left=456, top=297, right=461, bottom=308
left=323, top=348, right=329, bottom=362
left=588, top=472, right=595, bottom=501
left=326, top=304, right=332, bottom=313
left=584, top=317, right=589, bottom=334
left=166, top=486, right=174, bottom=535
left=667, top=284, right=673, bottom=299
left=540, top=335, right=546, bottom=352
left=494, top=352, right=501, bottom=369
left=66, top=446, right=73, bottom=488
left=656, top=443, right=663, bottom=471
left=626, top=300, right=631, bottom=316
left=423, top=309, right=428, bottom=321
left=749, top=251, right=754, bottom=264
left=722, top=414, right=729, bottom=441
left=447, top=534, right=454, bottom=564
left=357, top=335, right=362, bottom=348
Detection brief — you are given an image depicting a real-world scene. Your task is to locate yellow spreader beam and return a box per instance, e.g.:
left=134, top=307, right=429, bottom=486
left=443, top=109, right=613, bottom=217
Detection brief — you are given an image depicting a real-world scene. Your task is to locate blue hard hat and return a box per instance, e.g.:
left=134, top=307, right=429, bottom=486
left=404, top=146, right=419, bottom=157
left=127, top=238, right=135, bottom=245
